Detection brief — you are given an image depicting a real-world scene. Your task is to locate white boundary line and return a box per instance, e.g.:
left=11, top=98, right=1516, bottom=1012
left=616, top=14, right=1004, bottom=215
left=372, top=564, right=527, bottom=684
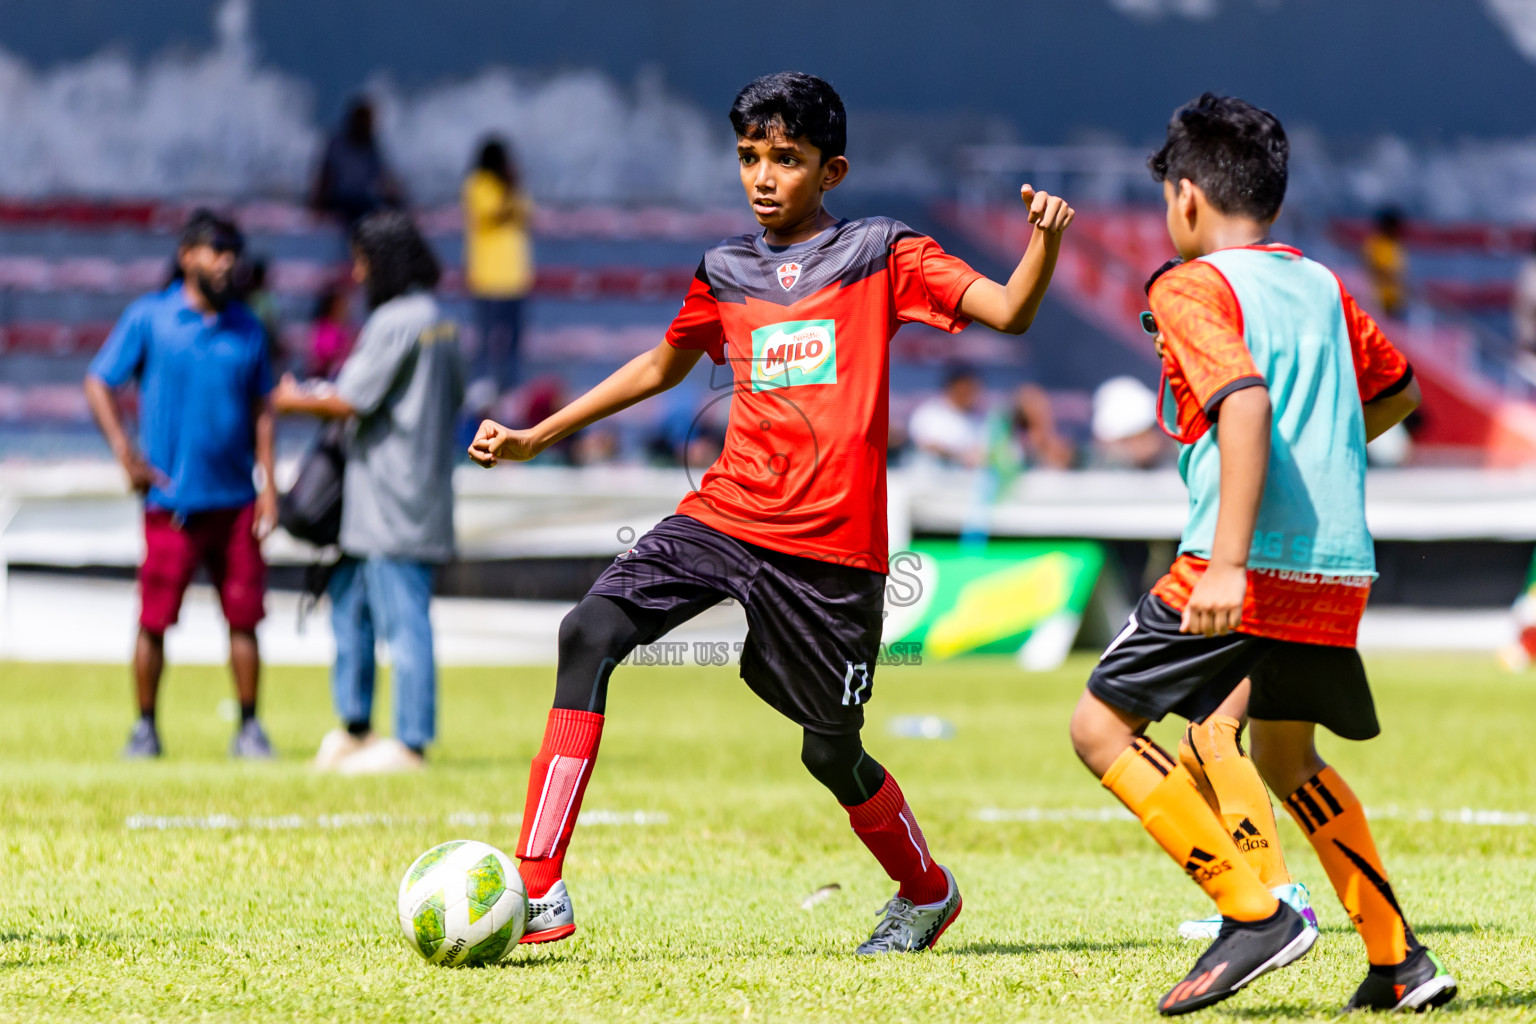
left=123, top=809, right=668, bottom=831
left=120, top=805, right=1535, bottom=831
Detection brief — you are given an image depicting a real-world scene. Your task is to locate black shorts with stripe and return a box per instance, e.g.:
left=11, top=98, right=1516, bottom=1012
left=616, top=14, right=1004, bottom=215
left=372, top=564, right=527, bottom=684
left=1087, top=593, right=1380, bottom=739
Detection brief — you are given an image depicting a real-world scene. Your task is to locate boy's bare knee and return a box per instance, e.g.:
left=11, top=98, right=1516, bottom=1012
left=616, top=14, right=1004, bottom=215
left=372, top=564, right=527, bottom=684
left=1070, top=691, right=1146, bottom=777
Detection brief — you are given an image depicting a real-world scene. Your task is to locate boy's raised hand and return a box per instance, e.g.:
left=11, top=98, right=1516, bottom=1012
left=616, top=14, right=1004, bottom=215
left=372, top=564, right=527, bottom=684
left=1020, top=184, right=1075, bottom=235
left=468, top=419, right=541, bottom=467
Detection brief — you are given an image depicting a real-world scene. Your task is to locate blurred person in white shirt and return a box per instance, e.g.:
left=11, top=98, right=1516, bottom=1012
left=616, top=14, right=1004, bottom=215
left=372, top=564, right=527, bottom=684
left=1089, top=376, right=1173, bottom=470
left=908, top=364, right=988, bottom=468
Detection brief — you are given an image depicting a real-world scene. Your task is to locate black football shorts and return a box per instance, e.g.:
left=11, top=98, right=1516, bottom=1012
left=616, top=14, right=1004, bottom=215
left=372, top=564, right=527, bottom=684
left=1087, top=592, right=1380, bottom=740
left=587, top=514, right=886, bottom=735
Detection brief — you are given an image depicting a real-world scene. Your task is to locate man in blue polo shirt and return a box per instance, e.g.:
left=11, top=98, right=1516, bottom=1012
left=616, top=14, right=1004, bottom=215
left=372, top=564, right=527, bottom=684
left=85, top=209, right=279, bottom=759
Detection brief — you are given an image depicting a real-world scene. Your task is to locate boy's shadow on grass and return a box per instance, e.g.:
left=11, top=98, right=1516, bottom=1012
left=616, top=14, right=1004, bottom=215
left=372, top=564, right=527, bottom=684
left=1449, top=990, right=1536, bottom=1011
left=1414, top=921, right=1501, bottom=936
left=488, top=953, right=562, bottom=970
left=946, top=938, right=1161, bottom=956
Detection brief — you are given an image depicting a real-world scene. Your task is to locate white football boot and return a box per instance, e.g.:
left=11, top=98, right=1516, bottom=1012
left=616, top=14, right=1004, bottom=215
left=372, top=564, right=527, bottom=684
left=521, top=879, right=576, bottom=944
left=854, top=865, right=963, bottom=955
left=1179, top=881, right=1318, bottom=940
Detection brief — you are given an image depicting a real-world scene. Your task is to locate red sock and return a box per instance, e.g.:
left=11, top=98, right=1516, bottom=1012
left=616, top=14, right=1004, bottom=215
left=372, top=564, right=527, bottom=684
left=843, top=772, right=948, bottom=905
left=516, top=708, right=603, bottom=898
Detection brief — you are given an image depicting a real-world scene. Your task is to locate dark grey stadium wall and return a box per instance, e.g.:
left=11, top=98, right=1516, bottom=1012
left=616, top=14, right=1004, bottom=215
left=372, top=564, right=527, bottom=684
left=5, top=0, right=1533, bottom=142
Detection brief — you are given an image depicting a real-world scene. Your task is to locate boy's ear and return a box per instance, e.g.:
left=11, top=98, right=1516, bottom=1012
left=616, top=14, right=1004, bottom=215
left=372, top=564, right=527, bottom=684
left=1176, top=178, right=1201, bottom=221
left=820, top=155, right=849, bottom=193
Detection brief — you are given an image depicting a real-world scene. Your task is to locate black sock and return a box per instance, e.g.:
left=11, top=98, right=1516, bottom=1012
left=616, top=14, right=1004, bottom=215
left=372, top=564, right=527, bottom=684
left=138, top=709, right=156, bottom=725
left=345, top=719, right=371, bottom=738
left=406, top=744, right=425, bottom=758
left=239, top=702, right=257, bottom=724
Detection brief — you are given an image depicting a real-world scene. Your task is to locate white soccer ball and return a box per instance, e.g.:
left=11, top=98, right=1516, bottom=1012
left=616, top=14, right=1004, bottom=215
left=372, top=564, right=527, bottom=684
left=397, top=839, right=527, bottom=966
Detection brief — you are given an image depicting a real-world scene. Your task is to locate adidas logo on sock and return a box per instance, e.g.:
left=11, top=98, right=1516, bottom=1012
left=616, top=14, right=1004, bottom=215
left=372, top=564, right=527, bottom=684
left=1231, top=818, right=1269, bottom=852
left=1184, top=846, right=1234, bottom=883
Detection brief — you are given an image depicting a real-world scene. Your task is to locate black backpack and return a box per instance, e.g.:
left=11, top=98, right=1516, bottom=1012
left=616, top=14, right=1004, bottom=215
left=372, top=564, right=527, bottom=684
left=279, top=419, right=347, bottom=547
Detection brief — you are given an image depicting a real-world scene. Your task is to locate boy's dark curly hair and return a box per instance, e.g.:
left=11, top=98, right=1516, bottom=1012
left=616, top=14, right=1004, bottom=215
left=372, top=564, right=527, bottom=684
left=729, top=72, right=846, bottom=161
left=1149, top=93, right=1288, bottom=221
left=350, top=210, right=440, bottom=309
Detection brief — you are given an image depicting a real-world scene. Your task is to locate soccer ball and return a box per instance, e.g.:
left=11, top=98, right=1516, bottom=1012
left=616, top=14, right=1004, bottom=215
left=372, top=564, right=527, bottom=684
left=397, top=840, right=527, bottom=966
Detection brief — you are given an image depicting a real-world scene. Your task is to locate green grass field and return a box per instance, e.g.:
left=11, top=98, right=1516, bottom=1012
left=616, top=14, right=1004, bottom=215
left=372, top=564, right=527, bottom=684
left=2, top=654, right=1534, bottom=1022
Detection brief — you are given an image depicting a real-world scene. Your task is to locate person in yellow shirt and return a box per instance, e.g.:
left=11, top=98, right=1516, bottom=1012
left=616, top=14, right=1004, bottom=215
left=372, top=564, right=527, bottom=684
left=1361, top=207, right=1407, bottom=319
left=463, top=136, right=534, bottom=406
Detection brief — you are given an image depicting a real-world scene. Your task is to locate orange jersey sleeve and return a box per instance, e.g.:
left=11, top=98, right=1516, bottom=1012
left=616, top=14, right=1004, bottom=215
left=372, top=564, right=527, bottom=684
left=664, top=261, right=727, bottom=364
left=1334, top=275, right=1413, bottom=402
left=1149, top=260, right=1265, bottom=441
left=889, top=232, right=985, bottom=333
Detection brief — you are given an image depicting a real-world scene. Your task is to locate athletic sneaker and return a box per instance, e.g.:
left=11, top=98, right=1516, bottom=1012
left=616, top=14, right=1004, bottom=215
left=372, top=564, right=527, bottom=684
left=854, top=865, right=963, bottom=955
left=520, top=879, right=576, bottom=944
left=230, top=719, right=276, bottom=759
left=336, top=737, right=423, bottom=775
left=123, top=719, right=162, bottom=759
left=311, top=728, right=374, bottom=771
left=1159, top=902, right=1316, bottom=1016
left=1179, top=882, right=1318, bottom=940
left=1344, top=946, right=1457, bottom=1013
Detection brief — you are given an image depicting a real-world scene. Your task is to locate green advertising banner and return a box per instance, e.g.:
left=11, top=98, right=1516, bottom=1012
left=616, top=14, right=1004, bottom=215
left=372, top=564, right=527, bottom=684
left=885, top=539, right=1105, bottom=669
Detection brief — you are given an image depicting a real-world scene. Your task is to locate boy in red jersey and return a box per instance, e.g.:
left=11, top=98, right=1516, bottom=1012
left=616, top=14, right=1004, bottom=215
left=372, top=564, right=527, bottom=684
left=470, top=71, right=1073, bottom=953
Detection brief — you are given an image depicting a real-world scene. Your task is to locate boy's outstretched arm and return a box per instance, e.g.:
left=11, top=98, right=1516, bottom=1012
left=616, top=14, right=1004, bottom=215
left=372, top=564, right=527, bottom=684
left=958, top=185, right=1075, bottom=335
left=469, top=341, right=704, bottom=466
left=1362, top=375, right=1420, bottom=442
left=1183, top=386, right=1271, bottom=637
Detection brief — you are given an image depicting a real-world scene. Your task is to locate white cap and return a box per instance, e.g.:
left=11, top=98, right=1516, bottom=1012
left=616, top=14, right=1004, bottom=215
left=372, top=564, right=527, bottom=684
left=1092, top=376, right=1158, bottom=442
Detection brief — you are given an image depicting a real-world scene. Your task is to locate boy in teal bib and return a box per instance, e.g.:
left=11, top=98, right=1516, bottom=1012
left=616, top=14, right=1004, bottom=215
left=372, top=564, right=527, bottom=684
left=1066, top=94, right=1452, bottom=1016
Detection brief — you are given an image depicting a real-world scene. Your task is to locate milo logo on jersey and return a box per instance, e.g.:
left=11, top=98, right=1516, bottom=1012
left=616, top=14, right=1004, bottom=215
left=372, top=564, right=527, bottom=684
left=750, top=319, right=838, bottom=392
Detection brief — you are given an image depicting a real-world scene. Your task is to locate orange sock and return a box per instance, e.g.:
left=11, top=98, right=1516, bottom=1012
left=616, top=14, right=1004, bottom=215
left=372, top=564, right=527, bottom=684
left=1282, top=767, right=1417, bottom=965
left=1102, top=737, right=1279, bottom=922
left=1179, top=716, right=1292, bottom=888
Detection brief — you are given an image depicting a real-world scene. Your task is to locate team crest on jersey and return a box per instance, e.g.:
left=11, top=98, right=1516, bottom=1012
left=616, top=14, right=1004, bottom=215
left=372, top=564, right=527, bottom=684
left=750, top=319, right=838, bottom=392
left=776, top=261, right=802, bottom=290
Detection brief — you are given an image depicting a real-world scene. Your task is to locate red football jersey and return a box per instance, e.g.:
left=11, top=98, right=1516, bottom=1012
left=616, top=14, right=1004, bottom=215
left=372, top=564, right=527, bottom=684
left=665, top=217, right=984, bottom=572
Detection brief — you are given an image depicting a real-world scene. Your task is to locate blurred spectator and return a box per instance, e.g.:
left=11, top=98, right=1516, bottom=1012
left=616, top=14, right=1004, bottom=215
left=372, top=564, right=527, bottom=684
left=463, top=136, right=535, bottom=411
left=312, top=98, right=404, bottom=234
left=243, top=257, right=283, bottom=365
left=1011, top=382, right=1075, bottom=469
left=273, top=211, right=464, bottom=774
left=909, top=365, right=1073, bottom=470
left=908, top=364, right=988, bottom=467
left=306, top=285, right=354, bottom=379
left=83, top=209, right=278, bottom=761
left=1361, top=207, right=1408, bottom=318
left=648, top=390, right=725, bottom=468
left=1514, top=233, right=1536, bottom=356
left=1089, top=376, right=1173, bottom=469
left=572, top=426, right=621, bottom=466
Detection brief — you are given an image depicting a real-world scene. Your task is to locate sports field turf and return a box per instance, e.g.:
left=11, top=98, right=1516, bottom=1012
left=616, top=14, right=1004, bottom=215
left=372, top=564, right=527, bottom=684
left=2, top=654, right=1533, bottom=1022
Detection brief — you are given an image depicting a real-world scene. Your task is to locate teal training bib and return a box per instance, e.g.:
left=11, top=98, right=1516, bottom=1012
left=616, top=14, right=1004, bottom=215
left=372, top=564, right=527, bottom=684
left=1177, top=248, right=1376, bottom=578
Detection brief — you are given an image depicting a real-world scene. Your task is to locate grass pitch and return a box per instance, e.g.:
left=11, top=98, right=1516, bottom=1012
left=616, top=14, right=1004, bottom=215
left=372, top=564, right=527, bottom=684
left=1, top=653, right=1534, bottom=1022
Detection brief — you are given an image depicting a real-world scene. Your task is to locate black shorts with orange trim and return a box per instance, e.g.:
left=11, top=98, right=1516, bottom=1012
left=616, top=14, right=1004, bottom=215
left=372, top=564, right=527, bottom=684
left=1087, top=593, right=1380, bottom=739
